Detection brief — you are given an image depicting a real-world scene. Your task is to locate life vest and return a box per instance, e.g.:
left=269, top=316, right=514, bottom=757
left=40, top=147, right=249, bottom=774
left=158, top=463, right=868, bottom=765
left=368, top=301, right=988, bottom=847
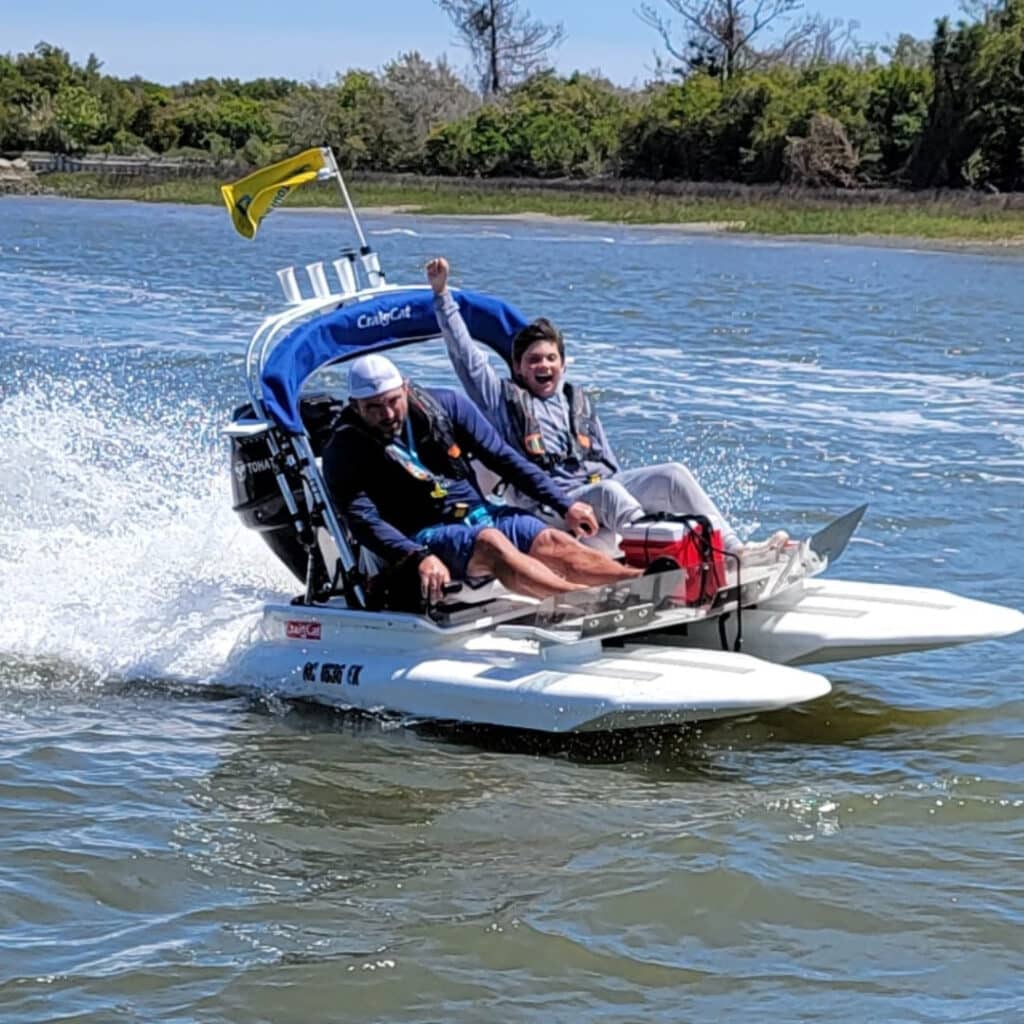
left=339, top=381, right=474, bottom=501
left=500, top=378, right=606, bottom=471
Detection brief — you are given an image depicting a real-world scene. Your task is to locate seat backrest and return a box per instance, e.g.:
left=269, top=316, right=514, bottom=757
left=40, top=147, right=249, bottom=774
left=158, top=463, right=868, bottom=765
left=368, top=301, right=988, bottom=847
left=469, top=458, right=503, bottom=503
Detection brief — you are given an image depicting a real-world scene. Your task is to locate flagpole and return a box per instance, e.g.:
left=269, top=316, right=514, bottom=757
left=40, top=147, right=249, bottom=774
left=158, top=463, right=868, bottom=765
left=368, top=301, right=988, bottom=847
left=322, top=146, right=367, bottom=248
left=321, top=146, right=385, bottom=287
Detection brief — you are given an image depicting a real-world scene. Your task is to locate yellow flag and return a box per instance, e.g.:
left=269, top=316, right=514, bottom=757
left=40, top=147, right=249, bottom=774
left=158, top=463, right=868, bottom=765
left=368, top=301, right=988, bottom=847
left=220, top=147, right=329, bottom=239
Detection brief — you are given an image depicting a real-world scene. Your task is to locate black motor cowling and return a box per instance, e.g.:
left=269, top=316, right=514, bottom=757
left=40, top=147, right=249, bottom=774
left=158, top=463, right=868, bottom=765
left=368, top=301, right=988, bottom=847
left=229, top=394, right=346, bottom=584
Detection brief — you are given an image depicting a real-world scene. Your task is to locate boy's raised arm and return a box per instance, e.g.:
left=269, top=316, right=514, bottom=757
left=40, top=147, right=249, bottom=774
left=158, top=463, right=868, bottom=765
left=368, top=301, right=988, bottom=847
left=427, top=257, right=505, bottom=418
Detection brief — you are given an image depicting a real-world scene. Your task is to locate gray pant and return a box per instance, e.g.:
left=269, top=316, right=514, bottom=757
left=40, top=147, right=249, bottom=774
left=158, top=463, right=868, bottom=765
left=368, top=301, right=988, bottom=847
left=544, top=463, right=742, bottom=555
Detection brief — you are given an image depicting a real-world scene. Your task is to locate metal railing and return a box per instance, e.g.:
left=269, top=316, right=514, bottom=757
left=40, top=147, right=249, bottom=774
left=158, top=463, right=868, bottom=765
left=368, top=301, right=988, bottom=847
left=16, top=151, right=249, bottom=180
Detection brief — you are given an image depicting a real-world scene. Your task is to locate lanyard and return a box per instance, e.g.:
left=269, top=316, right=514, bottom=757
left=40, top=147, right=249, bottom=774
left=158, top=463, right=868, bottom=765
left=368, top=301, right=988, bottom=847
left=392, top=417, right=430, bottom=476
left=388, top=419, right=447, bottom=499
left=403, top=417, right=420, bottom=461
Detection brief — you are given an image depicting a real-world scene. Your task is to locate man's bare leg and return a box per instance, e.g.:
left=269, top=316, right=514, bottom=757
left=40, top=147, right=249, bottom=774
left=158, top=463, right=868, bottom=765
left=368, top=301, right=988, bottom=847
left=529, top=529, right=642, bottom=586
left=466, top=528, right=586, bottom=599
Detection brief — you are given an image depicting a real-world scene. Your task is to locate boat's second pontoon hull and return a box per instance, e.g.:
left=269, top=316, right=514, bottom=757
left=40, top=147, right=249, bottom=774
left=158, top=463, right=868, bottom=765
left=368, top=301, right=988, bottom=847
left=654, top=578, right=1024, bottom=666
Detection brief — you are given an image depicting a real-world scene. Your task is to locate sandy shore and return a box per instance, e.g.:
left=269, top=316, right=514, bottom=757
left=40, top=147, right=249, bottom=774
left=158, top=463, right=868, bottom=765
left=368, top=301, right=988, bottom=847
left=352, top=203, right=745, bottom=230
left=341, top=205, right=1024, bottom=253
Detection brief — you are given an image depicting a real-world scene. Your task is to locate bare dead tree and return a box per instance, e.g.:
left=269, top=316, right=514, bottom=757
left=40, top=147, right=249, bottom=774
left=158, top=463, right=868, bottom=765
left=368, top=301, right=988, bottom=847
left=637, top=0, right=805, bottom=80
left=772, top=14, right=867, bottom=67
left=958, top=0, right=999, bottom=20
left=435, top=0, right=566, bottom=95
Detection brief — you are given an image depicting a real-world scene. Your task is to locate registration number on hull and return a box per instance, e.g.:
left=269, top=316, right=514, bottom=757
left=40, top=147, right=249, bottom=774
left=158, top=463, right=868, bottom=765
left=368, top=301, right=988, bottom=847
left=302, top=661, right=362, bottom=686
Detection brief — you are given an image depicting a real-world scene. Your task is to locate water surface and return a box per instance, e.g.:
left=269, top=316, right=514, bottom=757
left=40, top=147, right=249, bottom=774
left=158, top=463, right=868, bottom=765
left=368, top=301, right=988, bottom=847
left=1, top=197, right=1022, bottom=1022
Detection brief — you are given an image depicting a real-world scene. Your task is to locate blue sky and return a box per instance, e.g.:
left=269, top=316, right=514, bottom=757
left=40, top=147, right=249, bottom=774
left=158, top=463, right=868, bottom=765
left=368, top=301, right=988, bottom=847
left=8, top=1, right=962, bottom=86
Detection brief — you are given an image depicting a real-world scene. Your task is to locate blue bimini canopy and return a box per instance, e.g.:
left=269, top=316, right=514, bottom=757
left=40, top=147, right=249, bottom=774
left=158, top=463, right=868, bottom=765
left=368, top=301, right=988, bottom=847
left=261, top=288, right=529, bottom=434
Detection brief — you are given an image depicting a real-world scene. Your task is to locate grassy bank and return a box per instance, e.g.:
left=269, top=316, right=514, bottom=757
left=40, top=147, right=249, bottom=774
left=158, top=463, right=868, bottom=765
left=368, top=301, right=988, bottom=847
left=40, top=173, right=1024, bottom=244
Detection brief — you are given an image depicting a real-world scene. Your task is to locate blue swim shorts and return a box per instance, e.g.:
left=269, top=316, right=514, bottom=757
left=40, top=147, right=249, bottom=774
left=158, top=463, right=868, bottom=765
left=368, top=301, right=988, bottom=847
left=413, top=508, right=547, bottom=580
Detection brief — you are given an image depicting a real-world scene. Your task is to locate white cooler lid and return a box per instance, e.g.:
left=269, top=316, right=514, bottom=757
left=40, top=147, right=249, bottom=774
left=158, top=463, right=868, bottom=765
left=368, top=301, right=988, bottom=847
left=620, top=520, right=694, bottom=542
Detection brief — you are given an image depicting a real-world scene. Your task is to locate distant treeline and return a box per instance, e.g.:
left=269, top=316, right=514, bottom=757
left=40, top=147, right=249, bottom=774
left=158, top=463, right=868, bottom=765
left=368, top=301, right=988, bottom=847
left=2, top=0, right=1024, bottom=191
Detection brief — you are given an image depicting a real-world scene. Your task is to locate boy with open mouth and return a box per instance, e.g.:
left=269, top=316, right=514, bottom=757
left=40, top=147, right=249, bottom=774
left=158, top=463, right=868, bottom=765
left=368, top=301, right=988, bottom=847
left=427, top=256, right=787, bottom=563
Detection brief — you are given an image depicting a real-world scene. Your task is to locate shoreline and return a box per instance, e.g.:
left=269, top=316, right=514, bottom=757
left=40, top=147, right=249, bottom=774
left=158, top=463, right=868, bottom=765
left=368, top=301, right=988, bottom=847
left=19, top=184, right=1024, bottom=254
left=350, top=206, right=1024, bottom=252
left=295, top=204, right=747, bottom=231
left=214, top=201, right=1024, bottom=255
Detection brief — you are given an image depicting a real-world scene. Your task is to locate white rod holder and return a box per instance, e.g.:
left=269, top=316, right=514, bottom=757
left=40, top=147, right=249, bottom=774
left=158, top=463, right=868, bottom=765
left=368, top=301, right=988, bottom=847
left=276, top=266, right=302, bottom=304
left=332, top=254, right=358, bottom=295
left=305, top=261, right=331, bottom=299
left=359, top=249, right=385, bottom=288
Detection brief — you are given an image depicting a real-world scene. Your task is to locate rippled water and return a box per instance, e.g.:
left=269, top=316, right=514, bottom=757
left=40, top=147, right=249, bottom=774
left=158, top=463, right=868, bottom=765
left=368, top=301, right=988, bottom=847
left=1, top=197, right=1023, bottom=1022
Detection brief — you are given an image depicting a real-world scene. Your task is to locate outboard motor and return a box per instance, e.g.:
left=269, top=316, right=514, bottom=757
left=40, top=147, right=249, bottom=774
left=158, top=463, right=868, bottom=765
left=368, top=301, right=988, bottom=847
left=228, top=394, right=347, bottom=585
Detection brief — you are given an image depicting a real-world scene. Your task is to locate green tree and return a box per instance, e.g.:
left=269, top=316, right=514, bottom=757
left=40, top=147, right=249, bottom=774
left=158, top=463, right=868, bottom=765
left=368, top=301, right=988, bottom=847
left=127, top=81, right=177, bottom=152
left=172, top=95, right=219, bottom=151
left=14, top=42, right=77, bottom=97
left=276, top=83, right=335, bottom=151
left=327, top=70, right=406, bottom=170
left=52, top=84, right=104, bottom=150
left=423, top=117, right=477, bottom=174
left=908, top=2, right=1024, bottom=189
left=506, top=72, right=628, bottom=176
left=865, top=62, right=932, bottom=180
left=460, top=104, right=512, bottom=174
left=741, top=64, right=873, bottom=181
left=212, top=94, right=271, bottom=151
left=969, top=0, right=1024, bottom=188
left=0, top=55, right=32, bottom=149
left=622, top=74, right=728, bottom=179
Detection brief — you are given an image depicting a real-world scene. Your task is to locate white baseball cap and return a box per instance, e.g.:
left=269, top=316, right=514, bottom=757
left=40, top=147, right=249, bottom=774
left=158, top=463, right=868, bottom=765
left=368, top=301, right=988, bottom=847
left=347, top=353, right=404, bottom=399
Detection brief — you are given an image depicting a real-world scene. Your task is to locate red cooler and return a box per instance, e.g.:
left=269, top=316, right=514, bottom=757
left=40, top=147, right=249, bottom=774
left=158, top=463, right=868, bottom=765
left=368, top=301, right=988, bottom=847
left=620, top=516, right=726, bottom=604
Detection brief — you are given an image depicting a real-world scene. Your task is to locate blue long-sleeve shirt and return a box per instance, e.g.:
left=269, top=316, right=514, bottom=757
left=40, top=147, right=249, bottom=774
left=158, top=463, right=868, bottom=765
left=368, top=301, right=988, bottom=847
left=321, top=386, right=572, bottom=565
left=435, top=290, right=620, bottom=489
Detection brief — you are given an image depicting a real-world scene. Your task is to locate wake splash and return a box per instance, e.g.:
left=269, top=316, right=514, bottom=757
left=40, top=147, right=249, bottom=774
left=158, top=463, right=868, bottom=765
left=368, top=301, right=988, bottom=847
left=0, top=358, right=763, bottom=696
left=0, top=377, right=295, bottom=690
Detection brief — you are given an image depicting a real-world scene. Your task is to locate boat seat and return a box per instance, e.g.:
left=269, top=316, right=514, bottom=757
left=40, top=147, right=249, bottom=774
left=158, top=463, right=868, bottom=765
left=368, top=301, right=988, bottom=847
left=437, top=575, right=509, bottom=606
left=470, top=459, right=503, bottom=502
left=430, top=576, right=536, bottom=628
left=316, top=450, right=513, bottom=614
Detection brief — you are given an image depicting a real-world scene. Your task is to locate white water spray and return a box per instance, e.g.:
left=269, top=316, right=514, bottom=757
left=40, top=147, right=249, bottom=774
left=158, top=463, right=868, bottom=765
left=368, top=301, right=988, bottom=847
left=0, top=378, right=295, bottom=687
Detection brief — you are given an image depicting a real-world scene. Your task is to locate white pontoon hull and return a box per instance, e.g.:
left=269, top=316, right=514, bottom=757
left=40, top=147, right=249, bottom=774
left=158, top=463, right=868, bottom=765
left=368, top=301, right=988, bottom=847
left=223, top=576, right=1024, bottom=732
left=664, top=578, right=1024, bottom=666
left=224, top=604, right=832, bottom=732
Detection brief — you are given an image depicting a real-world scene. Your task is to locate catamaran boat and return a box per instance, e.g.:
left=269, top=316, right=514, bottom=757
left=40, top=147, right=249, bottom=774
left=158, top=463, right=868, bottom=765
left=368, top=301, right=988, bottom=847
left=222, top=161, right=1024, bottom=734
